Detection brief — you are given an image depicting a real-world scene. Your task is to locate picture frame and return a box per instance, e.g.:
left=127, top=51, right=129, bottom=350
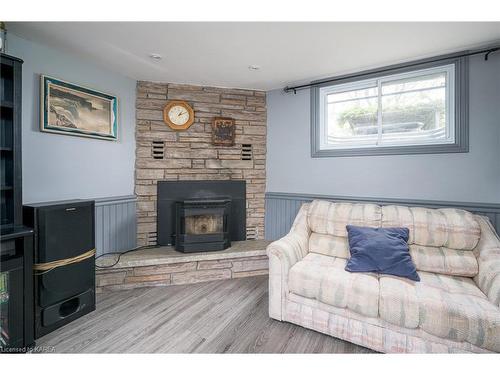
left=40, top=75, right=118, bottom=141
left=212, top=117, right=235, bottom=146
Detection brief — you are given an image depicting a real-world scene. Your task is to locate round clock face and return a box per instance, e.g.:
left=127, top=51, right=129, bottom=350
left=168, top=105, right=190, bottom=126
left=163, top=101, right=194, bottom=130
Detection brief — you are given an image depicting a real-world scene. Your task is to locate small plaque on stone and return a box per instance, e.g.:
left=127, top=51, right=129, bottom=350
left=212, top=117, right=235, bottom=146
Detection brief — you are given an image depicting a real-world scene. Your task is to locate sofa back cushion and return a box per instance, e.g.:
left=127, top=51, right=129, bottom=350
left=309, top=233, right=350, bottom=259
left=382, top=205, right=480, bottom=250
left=409, top=244, right=479, bottom=277
left=307, top=200, right=382, bottom=238
left=381, top=205, right=480, bottom=277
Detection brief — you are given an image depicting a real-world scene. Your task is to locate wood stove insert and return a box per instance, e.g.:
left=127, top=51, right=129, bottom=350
left=157, top=180, right=246, bottom=249
left=175, top=198, right=231, bottom=253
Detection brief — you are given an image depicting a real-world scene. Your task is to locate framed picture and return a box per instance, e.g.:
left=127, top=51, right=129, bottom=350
left=212, top=117, right=235, bottom=146
left=40, top=75, right=118, bottom=141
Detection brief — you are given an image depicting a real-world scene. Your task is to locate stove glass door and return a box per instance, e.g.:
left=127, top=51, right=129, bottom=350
left=185, top=214, right=223, bottom=235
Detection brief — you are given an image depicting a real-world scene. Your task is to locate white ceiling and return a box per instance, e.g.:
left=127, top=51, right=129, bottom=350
left=8, top=22, right=500, bottom=91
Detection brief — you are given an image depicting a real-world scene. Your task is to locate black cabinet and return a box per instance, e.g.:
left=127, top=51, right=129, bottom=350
left=0, top=52, right=34, bottom=352
left=1, top=53, right=22, bottom=228
left=1, top=227, right=34, bottom=351
left=24, top=200, right=96, bottom=338
left=1, top=246, right=24, bottom=348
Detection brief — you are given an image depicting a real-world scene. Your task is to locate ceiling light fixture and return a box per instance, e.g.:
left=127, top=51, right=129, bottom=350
left=149, top=53, right=162, bottom=61
left=248, top=65, right=261, bottom=71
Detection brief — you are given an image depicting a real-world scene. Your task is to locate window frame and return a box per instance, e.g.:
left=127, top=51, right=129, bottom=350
left=311, top=55, right=469, bottom=158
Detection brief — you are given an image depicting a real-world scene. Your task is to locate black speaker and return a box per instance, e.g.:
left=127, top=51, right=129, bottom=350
left=24, top=200, right=96, bottom=338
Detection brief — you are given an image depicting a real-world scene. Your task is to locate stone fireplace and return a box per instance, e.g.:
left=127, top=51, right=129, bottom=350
left=135, top=82, right=266, bottom=247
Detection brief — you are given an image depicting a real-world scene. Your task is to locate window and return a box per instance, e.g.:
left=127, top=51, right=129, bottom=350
left=311, top=57, right=468, bottom=157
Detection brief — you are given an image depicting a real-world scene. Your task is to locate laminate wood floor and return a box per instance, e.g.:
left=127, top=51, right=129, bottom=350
left=36, top=276, right=375, bottom=353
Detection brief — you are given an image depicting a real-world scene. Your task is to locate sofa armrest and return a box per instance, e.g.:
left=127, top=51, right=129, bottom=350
left=473, top=216, right=500, bottom=307
left=267, top=203, right=310, bottom=320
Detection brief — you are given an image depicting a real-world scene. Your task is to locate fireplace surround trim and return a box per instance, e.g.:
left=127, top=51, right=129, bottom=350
left=157, top=180, right=246, bottom=247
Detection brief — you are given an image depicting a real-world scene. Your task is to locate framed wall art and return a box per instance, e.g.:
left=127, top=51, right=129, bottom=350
left=212, top=117, right=235, bottom=146
left=40, top=75, right=118, bottom=141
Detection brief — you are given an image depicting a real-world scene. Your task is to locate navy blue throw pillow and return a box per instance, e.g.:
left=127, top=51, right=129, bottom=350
left=345, top=225, right=420, bottom=281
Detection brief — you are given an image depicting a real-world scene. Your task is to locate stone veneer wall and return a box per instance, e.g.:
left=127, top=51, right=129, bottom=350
left=135, top=81, right=267, bottom=246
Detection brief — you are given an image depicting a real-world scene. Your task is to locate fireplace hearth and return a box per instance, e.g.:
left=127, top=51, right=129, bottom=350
left=175, top=198, right=231, bottom=252
left=157, top=180, right=246, bottom=252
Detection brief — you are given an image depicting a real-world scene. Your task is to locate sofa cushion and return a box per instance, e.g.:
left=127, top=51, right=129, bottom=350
left=382, top=205, right=480, bottom=250
left=288, top=253, right=379, bottom=318
left=345, top=225, right=419, bottom=281
left=409, top=244, right=479, bottom=277
left=308, top=200, right=381, bottom=238
left=308, top=233, right=350, bottom=259
left=381, top=205, right=416, bottom=243
left=309, top=234, right=479, bottom=277
left=379, top=271, right=500, bottom=352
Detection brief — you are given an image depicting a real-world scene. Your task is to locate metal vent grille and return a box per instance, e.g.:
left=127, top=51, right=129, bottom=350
left=246, top=226, right=258, bottom=240
left=241, top=144, right=253, bottom=160
left=147, top=231, right=157, bottom=245
left=152, top=141, right=165, bottom=159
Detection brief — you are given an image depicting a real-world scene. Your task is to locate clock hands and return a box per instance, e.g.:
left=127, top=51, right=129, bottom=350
left=165, top=101, right=193, bottom=129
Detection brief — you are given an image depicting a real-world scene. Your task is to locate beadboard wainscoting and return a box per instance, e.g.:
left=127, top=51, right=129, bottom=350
left=265, top=192, right=500, bottom=241
left=95, top=195, right=137, bottom=257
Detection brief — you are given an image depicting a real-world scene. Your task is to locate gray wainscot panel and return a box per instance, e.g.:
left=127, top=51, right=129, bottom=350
left=94, top=195, right=137, bottom=257
left=265, top=192, right=500, bottom=241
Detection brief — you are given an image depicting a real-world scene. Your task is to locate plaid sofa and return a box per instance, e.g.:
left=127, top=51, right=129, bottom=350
left=267, top=200, right=500, bottom=353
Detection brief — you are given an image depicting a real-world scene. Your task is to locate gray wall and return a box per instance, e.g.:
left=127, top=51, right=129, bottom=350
left=8, top=34, right=136, bottom=204
left=266, top=53, right=500, bottom=204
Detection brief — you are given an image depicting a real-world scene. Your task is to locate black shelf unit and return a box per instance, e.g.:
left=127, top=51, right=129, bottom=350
left=1, top=53, right=22, bottom=228
left=0, top=52, right=34, bottom=352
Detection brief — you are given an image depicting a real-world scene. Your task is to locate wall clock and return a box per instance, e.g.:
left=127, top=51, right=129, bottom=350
left=163, top=100, right=195, bottom=130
